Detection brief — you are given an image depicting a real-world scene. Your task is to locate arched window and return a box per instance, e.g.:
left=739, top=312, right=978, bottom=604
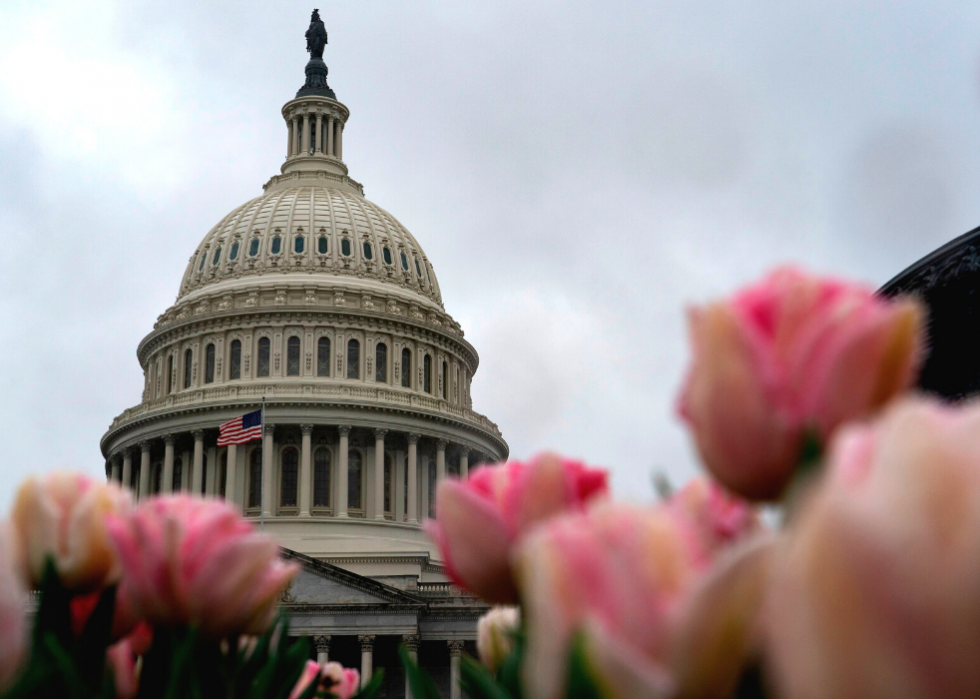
left=280, top=447, right=298, bottom=508
left=375, top=343, right=387, bottom=382
left=229, top=340, right=242, bottom=380
left=166, top=354, right=174, bottom=395
left=363, top=241, right=373, bottom=260
left=423, top=354, right=431, bottom=394
left=257, top=338, right=271, bottom=377
left=318, top=236, right=328, bottom=254
left=401, top=348, right=411, bottom=388
left=271, top=236, right=282, bottom=255
left=248, top=238, right=260, bottom=257
left=428, top=460, right=437, bottom=518
left=317, top=337, right=331, bottom=377
left=218, top=451, right=227, bottom=498
left=348, top=450, right=362, bottom=510
left=294, top=236, right=305, bottom=254
left=341, top=238, right=351, bottom=256
left=183, top=349, right=193, bottom=389
left=287, top=336, right=300, bottom=376
left=442, top=361, right=448, bottom=400
left=383, top=247, right=392, bottom=265
left=314, top=447, right=331, bottom=508
left=173, top=457, right=183, bottom=492
left=229, top=241, right=240, bottom=261
left=248, top=449, right=262, bottom=508
left=347, top=339, right=360, bottom=379
left=205, top=344, right=215, bottom=384
left=384, top=454, right=393, bottom=514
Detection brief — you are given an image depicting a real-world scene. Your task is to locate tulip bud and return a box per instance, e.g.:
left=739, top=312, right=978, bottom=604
left=321, top=661, right=360, bottom=699
left=10, top=472, right=131, bottom=591
left=477, top=606, right=520, bottom=672
left=426, top=453, right=608, bottom=604
left=678, top=266, right=924, bottom=500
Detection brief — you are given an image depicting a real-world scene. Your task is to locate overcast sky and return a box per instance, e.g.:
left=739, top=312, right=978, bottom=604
left=1, top=0, right=979, bottom=510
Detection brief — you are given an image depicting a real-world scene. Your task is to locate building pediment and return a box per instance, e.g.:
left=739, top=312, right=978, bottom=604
left=281, top=548, right=425, bottom=607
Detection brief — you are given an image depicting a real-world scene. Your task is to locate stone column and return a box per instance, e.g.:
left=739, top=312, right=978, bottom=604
left=122, top=449, right=133, bottom=490
left=436, top=439, right=448, bottom=492
left=314, top=635, right=330, bottom=665
left=262, top=424, right=275, bottom=518
left=191, top=430, right=205, bottom=495
left=162, top=434, right=175, bottom=494
left=111, top=457, right=122, bottom=484
left=300, top=425, right=313, bottom=517
left=326, top=116, right=335, bottom=156
left=358, top=635, right=374, bottom=689
left=407, top=434, right=419, bottom=523
left=286, top=118, right=294, bottom=158
left=336, top=425, right=350, bottom=518
left=374, top=429, right=387, bottom=520
left=138, top=441, right=151, bottom=500
left=293, top=117, right=301, bottom=155
left=403, top=635, right=420, bottom=699
left=449, top=641, right=465, bottom=699
left=459, top=449, right=469, bottom=481
left=225, top=443, right=238, bottom=502
left=336, top=122, right=343, bottom=160
left=205, top=446, right=217, bottom=496
left=314, top=114, right=323, bottom=153
left=301, top=113, right=311, bottom=154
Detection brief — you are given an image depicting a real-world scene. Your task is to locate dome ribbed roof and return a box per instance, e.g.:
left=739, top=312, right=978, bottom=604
left=178, top=185, right=442, bottom=306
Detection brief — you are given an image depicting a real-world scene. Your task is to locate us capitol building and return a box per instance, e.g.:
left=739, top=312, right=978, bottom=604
left=100, top=12, right=507, bottom=698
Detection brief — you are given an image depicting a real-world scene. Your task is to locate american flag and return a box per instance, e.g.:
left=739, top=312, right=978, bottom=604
left=217, top=409, right=263, bottom=446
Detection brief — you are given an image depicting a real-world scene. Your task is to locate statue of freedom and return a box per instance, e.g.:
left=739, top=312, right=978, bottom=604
left=306, top=9, right=327, bottom=59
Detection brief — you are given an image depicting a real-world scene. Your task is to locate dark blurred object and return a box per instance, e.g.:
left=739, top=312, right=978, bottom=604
left=880, top=224, right=980, bottom=399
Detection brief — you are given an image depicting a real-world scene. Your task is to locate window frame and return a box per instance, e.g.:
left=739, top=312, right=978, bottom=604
left=279, top=446, right=299, bottom=511
left=401, top=348, right=412, bottom=388
left=347, top=339, right=360, bottom=379
left=183, top=348, right=193, bottom=389
left=229, top=339, right=242, bottom=380
left=375, top=342, right=387, bottom=383
left=204, top=343, right=216, bottom=384
left=286, top=336, right=301, bottom=377
left=313, top=446, right=332, bottom=511
left=317, top=336, right=331, bottom=377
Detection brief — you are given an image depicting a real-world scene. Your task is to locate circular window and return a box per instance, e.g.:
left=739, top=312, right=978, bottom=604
left=383, top=246, right=392, bottom=265
left=229, top=242, right=240, bottom=261
left=294, top=236, right=305, bottom=254
left=318, top=236, right=328, bottom=254
left=341, top=239, right=351, bottom=257
left=248, top=239, right=260, bottom=257
left=212, top=247, right=222, bottom=266
left=271, top=236, right=282, bottom=255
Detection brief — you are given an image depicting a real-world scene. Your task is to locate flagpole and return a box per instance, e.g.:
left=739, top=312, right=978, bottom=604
left=260, top=396, right=266, bottom=532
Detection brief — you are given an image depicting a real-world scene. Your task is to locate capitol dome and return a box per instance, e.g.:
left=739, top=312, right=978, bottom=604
left=100, top=17, right=507, bottom=571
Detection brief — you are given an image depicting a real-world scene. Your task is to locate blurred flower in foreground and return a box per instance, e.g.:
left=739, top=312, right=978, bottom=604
left=477, top=606, right=520, bottom=673
left=667, top=477, right=761, bottom=565
left=427, top=453, right=608, bottom=603
left=767, top=397, right=980, bottom=699
left=678, top=266, right=924, bottom=500
left=321, top=661, right=361, bottom=699
left=10, top=472, right=131, bottom=591
left=0, top=526, right=26, bottom=690
left=289, top=660, right=321, bottom=699
left=515, top=492, right=763, bottom=699
left=106, top=495, right=298, bottom=638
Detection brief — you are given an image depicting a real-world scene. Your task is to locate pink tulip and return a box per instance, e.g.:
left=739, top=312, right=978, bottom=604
left=426, top=452, right=608, bottom=604
left=106, top=495, right=298, bottom=638
left=477, top=606, right=521, bottom=672
left=106, top=635, right=140, bottom=699
left=678, top=266, right=924, bottom=500
left=766, top=397, right=980, bottom=699
left=515, top=494, right=763, bottom=699
left=289, top=660, right=322, bottom=699
left=10, top=472, right=131, bottom=591
left=0, top=526, right=27, bottom=690
left=321, top=661, right=361, bottom=699
left=666, top=477, right=761, bottom=566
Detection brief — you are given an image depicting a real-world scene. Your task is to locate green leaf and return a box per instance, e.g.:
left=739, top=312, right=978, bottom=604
left=399, top=645, right=443, bottom=699
left=33, top=558, right=72, bottom=652
left=565, top=633, right=602, bottom=699
left=460, top=655, right=513, bottom=699
left=351, top=669, right=385, bottom=699
left=71, top=585, right=116, bottom=689
left=496, top=627, right=524, bottom=699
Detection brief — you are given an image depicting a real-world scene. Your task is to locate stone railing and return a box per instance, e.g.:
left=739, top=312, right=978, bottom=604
left=416, top=582, right=464, bottom=596
left=108, top=383, right=503, bottom=439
